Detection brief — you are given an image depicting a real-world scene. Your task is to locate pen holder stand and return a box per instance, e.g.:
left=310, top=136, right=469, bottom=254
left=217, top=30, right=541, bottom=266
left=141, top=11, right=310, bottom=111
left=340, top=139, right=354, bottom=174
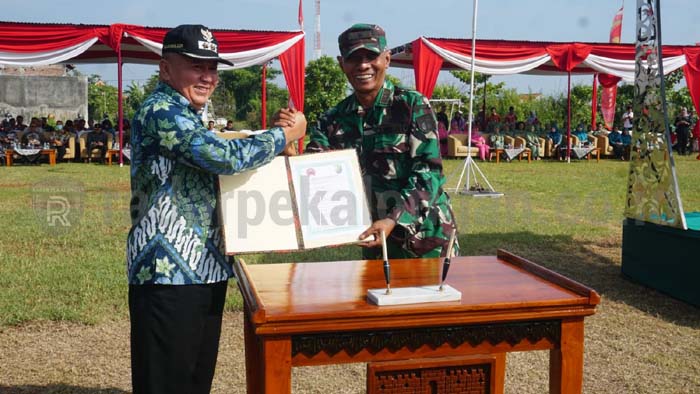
left=367, top=285, right=461, bottom=306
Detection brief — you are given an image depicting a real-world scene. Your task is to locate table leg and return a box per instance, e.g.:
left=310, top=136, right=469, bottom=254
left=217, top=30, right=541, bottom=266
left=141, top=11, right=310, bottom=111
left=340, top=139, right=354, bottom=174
left=243, top=305, right=262, bottom=394
left=6, top=150, right=12, bottom=166
left=49, top=151, right=56, bottom=166
left=496, top=150, right=500, bottom=163
left=493, top=352, right=506, bottom=394
left=549, top=317, right=584, bottom=394
left=261, top=336, right=292, bottom=393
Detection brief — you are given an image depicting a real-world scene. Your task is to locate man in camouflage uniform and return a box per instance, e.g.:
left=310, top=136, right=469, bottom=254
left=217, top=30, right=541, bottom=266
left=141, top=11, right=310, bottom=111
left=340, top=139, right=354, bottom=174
left=306, top=23, right=458, bottom=259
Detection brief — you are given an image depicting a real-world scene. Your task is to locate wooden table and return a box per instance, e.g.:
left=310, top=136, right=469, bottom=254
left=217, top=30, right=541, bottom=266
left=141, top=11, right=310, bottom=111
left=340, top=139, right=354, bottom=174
left=491, top=148, right=531, bottom=163
left=234, top=249, right=600, bottom=394
left=107, top=149, right=119, bottom=165
left=4, top=148, right=56, bottom=166
left=586, top=147, right=601, bottom=162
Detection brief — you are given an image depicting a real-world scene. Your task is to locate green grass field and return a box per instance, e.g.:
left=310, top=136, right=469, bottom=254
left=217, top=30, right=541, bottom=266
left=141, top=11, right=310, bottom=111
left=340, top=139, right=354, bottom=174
left=1, top=156, right=699, bottom=326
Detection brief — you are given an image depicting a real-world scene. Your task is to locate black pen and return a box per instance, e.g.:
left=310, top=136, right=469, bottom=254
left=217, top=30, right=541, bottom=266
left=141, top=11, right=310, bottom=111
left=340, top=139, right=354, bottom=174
left=381, top=230, right=391, bottom=295
left=439, top=229, right=457, bottom=291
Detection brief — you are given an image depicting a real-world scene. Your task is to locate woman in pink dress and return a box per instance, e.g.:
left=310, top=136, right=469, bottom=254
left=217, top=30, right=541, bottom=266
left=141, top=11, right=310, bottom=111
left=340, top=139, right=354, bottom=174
left=470, top=122, right=490, bottom=161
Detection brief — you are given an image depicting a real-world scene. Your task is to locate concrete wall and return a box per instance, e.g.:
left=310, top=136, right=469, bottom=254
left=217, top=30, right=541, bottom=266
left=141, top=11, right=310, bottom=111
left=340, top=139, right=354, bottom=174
left=0, top=75, right=88, bottom=122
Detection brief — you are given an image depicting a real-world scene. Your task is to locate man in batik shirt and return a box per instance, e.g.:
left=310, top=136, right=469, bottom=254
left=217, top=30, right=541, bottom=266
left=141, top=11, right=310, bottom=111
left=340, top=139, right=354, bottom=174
left=126, top=24, right=305, bottom=394
left=306, top=23, right=458, bottom=259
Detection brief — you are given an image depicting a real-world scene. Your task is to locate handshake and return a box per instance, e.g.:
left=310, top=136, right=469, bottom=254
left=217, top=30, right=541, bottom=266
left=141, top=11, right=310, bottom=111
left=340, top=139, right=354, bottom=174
left=272, top=108, right=306, bottom=156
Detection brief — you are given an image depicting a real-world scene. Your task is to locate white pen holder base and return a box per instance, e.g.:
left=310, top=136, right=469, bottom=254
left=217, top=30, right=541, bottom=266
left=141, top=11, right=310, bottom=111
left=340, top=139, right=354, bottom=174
left=367, top=285, right=461, bottom=306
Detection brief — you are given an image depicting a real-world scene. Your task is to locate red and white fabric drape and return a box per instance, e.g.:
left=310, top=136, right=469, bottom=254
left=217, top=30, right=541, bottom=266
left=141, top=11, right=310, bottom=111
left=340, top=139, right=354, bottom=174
left=0, top=22, right=305, bottom=110
left=402, top=37, right=697, bottom=114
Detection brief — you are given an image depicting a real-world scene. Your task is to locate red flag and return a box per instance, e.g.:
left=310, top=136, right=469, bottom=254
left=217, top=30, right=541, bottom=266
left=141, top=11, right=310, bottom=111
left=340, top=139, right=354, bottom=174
left=298, top=0, right=304, bottom=30
left=600, top=4, right=624, bottom=129
left=609, top=6, right=623, bottom=44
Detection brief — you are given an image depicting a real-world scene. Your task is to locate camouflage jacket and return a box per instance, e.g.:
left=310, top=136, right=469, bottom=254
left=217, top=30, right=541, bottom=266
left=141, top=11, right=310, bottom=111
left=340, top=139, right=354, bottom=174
left=306, top=80, right=458, bottom=258
left=126, top=82, right=286, bottom=285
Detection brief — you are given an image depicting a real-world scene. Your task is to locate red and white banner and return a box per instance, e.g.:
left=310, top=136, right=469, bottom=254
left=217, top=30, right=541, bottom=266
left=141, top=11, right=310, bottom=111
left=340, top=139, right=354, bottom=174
left=601, top=5, right=624, bottom=130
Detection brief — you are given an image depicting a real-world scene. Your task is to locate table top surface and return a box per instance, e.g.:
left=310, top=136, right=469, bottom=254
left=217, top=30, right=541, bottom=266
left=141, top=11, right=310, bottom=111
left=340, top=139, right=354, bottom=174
left=235, top=250, right=599, bottom=333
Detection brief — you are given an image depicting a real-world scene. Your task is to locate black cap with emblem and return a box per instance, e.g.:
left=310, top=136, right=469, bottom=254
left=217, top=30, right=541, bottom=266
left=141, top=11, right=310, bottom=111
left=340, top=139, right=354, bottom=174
left=162, top=24, right=233, bottom=66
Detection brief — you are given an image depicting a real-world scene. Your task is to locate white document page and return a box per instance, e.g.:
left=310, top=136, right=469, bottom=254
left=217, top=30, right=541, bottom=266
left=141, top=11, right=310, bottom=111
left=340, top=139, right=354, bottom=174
left=219, top=157, right=299, bottom=254
left=288, top=150, right=372, bottom=249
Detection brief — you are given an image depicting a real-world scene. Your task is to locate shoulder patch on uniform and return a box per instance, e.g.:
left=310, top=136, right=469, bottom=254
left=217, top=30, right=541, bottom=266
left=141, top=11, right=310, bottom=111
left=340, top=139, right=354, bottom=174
left=416, top=113, right=437, bottom=132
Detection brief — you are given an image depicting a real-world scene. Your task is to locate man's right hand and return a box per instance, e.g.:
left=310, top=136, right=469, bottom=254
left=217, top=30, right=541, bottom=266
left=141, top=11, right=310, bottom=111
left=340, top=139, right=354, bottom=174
left=282, top=110, right=307, bottom=144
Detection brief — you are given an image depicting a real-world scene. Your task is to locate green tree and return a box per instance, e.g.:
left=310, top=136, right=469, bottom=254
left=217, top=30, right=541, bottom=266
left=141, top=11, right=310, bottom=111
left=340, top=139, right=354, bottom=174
left=124, top=81, right=146, bottom=121
left=143, top=72, right=160, bottom=96
left=385, top=74, right=405, bottom=89
left=243, top=83, right=290, bottom=130
left=304, top=56, right=348, bottom=124
left=450, top=70, right=505, bottom=115
left=430, top=83, right=467, bottom=103
left=87, top=75, right=118, bottom=122
left=213, top=65, right=283, bottom=122
left=665, top=69, right=693, bottom=117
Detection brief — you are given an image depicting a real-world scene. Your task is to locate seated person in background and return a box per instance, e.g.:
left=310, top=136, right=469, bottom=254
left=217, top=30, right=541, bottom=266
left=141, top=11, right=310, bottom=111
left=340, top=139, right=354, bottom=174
left=500, top=122, right=513, bottom=139
left=470, top=122, right=490, bottom=161
left=437, top=120, right=449, bottom=157
left=0, top=124, right=11, bottom=148
left=525, top=124, right=543, bottom=159
left=592, top=122, right=609, bottom=136
left=101, top=119, right=116, bottom=142
left=47, top=120, right=71, bottom=162
left=22, top=131, right=41, bottom=149
left=512, top=121, right=527, bottom=137
left=608, top=126, right=626, bottom=160
left=621, top=128, right=632, bottom=152
left=573, top=124, right=590, bottom=146
left=5, top=123, right=19, bottom=147
left=87, top=122, right=108, bottom=163
left=75, top=118, right=89, bottom=137
left=546, top=124, right=563, bottom=160
left=22, top=118, right=44, bottom=148
left=15, top=115, right=27, bottom=131
left=41, top=116, right=54, bottom=132
left=436, top=104, right=449, bottom=130
left=450, top=110, right=466, bottom=133
left=206, top=120, right=216, bottom=132
left=489, top=125, right=505, bottom=150
left=222, top=119, right=236, bottom=132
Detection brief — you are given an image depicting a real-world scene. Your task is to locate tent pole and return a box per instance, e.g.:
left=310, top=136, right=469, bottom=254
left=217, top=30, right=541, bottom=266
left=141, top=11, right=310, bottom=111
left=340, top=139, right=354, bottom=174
left=117, top=48, right=124, bottom=166
left=591, top=72, right=598, bottom=131
left=261, top=64, right=267, bottom=129
left=567, top=71, right=572, bottom=163
left=465, top=0, right=478, bottom=165
left=449, top=0, right=500, bottom=197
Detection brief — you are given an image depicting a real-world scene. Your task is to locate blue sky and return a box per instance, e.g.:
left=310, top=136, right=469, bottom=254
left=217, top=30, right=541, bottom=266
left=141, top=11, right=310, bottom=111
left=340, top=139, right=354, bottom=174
left=4, top=0, right=699, bottom=94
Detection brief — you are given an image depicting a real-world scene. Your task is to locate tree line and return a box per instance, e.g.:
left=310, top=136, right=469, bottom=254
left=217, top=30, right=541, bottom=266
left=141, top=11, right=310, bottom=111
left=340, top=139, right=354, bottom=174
left=86, top=57, right=692, bottom=130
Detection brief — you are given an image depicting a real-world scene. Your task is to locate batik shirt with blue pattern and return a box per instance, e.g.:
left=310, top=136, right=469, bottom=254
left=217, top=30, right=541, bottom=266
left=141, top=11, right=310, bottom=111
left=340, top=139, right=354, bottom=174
left=126, top=82, right=287, bottom=285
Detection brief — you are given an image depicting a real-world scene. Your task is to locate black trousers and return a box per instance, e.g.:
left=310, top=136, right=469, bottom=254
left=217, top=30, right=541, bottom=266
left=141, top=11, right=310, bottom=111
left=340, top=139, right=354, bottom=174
left=677, top=129, right=690, bottom=155
left=129, top=281, right=228, bottom=394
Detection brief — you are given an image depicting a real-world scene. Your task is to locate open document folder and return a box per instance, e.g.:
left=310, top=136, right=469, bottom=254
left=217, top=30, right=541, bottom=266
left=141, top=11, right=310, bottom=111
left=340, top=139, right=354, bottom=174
left=219, top=149, right=373, bottom=254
